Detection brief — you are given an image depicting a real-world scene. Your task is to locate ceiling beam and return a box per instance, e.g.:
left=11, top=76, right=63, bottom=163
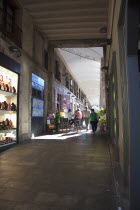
left=29, top=8, right=107, bottom=17
left=20, top=0, right=109, bottom=41
left=48, top=38, right=108, bottom=48
left=25, top=2, right=108, bottom=11
left=42, top=28, right=105, bottom=34
left=23, top=0, right=109, bottom=7
left=34, top=16, right=108, bottom=24
left=39, top=22, right=107, bottom=30
left=47, top=33, right=107, bottom=40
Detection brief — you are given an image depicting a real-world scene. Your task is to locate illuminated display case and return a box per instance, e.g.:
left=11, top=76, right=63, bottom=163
left=0, top=66, right=18, bottom=148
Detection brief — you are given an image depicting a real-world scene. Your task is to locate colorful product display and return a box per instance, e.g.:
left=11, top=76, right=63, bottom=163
left=0, top=83, right=16, bottom=93
left=0, top=66, right=18, bottom=147
left=0, top=101, right=16, bottom=111
left=0, top=118, right=13, bottom=130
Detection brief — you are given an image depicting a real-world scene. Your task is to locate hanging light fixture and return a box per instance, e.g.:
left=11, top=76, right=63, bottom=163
left=101, top=66, right=108, bottom=71
left=8, top=46, right=20, bottom=52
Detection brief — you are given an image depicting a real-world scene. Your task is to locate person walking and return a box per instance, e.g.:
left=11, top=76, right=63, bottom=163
left=74, top=108, right=82, bottom=130
left=83, top=106, right=90, bottom=131
left=90, top=109, right=98, bottom=134
left=67, top=109, right=72, bottom=124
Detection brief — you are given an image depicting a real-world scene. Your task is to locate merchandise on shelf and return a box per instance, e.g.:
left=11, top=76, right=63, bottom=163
left=0, top=66, right=18, bottom=147
left=9, top=86, right=13, bottom=92
left=4, top=101, right=8, bottom=110
left=0, top=101, right=16, bottom=111
left=0, top=82, right=16, bottom=93
left=0, top=118, right=13, bottom=130
left=0, top=83, right=5, bottom=91
left=11, top=103, right=16, bottom=111
left=13, top=86, right=16, bottom=93
left=0, top=133, right=13, bottom=145
left=6, top=84, right=9, bottom=92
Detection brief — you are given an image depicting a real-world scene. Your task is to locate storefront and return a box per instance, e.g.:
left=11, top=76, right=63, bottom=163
left=55, top=85, right=63, bottom=112
left=63, top=95, right=70, bottom=112
left=31, top=73, right=44, bottom=136
left=0, top=53, right=20, bottom=150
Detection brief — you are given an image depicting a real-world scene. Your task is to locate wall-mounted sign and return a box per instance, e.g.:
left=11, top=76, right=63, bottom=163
left=32, top=73, right=44, bottom=93
left=32, top=73, right=44, bottom=88
left=66, top=99, right=70, bottom=109
left=32, top=82, right=44, bottom=92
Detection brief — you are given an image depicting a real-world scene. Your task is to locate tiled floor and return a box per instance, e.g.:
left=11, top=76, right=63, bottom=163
left=0, top=130, right=115, bottom=210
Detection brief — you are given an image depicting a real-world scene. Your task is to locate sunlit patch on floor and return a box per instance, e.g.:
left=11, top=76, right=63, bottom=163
left=32, top=131, right=82, bottom=140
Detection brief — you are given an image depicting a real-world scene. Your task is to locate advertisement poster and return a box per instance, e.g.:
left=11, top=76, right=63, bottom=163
left=32, top=98, right=44, bottom=117
left=66, top=99, right=70, bottom=110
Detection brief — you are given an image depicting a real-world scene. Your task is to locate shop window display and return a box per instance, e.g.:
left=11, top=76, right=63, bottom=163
left=0, top=66, right=18, bottom=147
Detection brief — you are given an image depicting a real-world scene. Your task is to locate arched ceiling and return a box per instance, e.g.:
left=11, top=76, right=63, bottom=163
left=19, top=0, right=109, bottom=41
left=57, top=48, right=103, bottom=106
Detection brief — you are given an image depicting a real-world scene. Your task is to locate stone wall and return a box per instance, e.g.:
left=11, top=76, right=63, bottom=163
left=106, top=0, right=128, bottom=181
left=0, top=4, right=48, bottom=141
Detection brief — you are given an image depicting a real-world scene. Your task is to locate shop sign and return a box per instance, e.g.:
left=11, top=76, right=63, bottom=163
left=32, top=82, right=44, bottom=92
left=32, top=73, right=44, bottom=88
left=63, top=95, right=67, bottom=110
left=66, top=99, right=70, bottom=109
left=32, top=73, right=44, bottom=92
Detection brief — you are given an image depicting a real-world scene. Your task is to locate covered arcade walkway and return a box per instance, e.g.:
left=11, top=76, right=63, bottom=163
left=0, top=131, right=115, bottom=210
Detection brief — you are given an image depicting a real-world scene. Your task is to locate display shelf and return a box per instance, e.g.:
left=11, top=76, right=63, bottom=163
left=0, top=90, right=17, bottom=97
left=0, top=66, right=18, bottom=150
left=0, top=110, right=16, bottom=114
left=0, top=129, right=16, bottom=133
left=0, top=142, right=16, bottom=149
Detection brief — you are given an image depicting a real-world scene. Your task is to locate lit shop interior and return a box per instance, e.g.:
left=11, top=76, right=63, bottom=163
left=0, top=66, right=18, bottom=148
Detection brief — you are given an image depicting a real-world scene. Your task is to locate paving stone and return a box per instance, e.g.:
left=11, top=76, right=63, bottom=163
left=0, top=200, right=16, bottom=210
left=0, top=131, right=115, bottom=209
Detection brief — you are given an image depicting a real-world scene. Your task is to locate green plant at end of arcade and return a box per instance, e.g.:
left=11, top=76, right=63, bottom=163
left=97, top=108, right=106, bottom=117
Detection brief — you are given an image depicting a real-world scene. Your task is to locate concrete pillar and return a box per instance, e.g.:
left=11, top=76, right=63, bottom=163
left=48, top=45, right=55, bottom=113
left=105, top=72, right=109, bottom=130
left=127, top=2, right=140, bottom=210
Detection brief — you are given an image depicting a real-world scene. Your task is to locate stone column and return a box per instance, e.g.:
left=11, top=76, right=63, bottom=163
left=127, top=2, right=140, bottom=210
left=48, top=45, right=55, bottom=113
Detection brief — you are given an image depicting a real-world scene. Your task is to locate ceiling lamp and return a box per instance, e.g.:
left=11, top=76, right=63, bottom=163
left=8, top=46, right=20, bottom=52
left=99, top=39, right=112, bottom=46
left=100, top=27, right=107, bottom=33
left=101, top=66, right=108, bottom=71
